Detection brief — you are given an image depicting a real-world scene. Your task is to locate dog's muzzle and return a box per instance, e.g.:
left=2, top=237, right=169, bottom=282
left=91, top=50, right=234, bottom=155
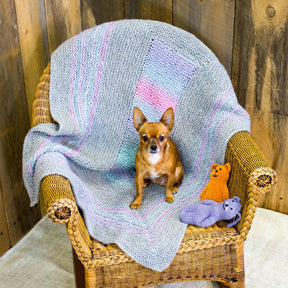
left=148, top=144, right=160, bottom=154
left=151, top=144, right=157, bottom=151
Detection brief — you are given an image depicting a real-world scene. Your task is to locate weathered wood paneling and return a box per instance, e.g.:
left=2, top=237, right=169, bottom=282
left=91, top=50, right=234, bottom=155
left=126, top=0, right=172, bottom=23
left=14, top=0, right=49, bottom=121
left=0, top=183, right=10, bottom=256
left=0, top=0, right=41, bottom=249
left=173, top=0, right=235, bottom=75
left=44, top=0, right=82, bottom=54
left=81, top=0, right=125, bottom=28
left=80, top=0, right=96, bottom=29
left=232, top=0, right=288, bottom=213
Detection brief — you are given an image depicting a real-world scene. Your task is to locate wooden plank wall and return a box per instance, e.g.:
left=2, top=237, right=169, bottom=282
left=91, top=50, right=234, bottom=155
left=0, top=0, right=286, bottom=255
left=0, top=0, right=42, bottom=256
left=233, top=0, right=288, bottom=212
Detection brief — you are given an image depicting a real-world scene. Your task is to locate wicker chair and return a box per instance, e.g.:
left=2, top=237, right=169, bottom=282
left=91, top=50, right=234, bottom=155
left=32, top=63, right=276, bottom=288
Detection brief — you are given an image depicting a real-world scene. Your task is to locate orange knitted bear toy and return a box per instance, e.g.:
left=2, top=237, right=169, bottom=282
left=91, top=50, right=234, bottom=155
left=200, top=163, right=231, bottom=203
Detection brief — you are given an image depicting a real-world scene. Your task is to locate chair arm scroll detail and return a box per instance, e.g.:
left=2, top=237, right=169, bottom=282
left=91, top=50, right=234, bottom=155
left=47, top=198, right=78, bottom=225
left=249, top=167, right=277, bottom=194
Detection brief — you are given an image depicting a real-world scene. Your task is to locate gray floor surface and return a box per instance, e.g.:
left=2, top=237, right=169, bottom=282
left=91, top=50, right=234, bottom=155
left=0, top=208, right=287, bottom=288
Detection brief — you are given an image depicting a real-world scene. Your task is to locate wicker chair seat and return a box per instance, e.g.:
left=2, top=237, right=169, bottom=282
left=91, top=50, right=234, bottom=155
left=90, top=225, right=241, bottom=288
left=91, top=223, right=239, bottom=265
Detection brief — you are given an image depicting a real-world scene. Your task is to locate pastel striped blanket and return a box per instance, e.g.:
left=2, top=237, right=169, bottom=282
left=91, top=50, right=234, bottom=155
left=23, top=20, right=250, bottom=271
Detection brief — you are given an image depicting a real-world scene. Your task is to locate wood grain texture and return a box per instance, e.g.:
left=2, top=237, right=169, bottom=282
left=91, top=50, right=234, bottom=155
left=81, top=0, right=125, bottom=29
left=80, top=0, right=96, bottom=29
left=0, top=0, right=41, bottom=246
left=14, top=0, right=49, bottom=122
left=0, top=182, right=10, bottom=256
left=126, top=0, right=172, bottom=23
left=173, top=0, right=235, bottom=76
left=232, top=0, right=288, bottom=213
left=44, top=0, right=82, bottom=54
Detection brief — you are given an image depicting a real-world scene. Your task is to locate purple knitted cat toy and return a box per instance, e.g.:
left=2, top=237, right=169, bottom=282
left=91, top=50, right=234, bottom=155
left=180, top=196, right=242, bottom=228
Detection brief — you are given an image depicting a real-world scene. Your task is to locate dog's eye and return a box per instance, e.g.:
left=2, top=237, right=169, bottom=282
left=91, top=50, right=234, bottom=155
left=142, top=135, right=148, bottom=142
left=159, top=136, right=165, bottom=142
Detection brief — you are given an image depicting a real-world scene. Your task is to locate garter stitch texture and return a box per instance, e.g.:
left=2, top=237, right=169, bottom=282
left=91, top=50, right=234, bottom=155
left=23, top=20, right=250, bottom=271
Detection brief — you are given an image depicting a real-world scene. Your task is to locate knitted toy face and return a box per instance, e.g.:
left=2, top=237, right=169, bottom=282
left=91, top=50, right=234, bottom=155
left=222, top=197, right=242, bottom=222
left=200, top=163, right=231, bottom=203
left=180, top=196, right=242, bottom=228
left=211, top=163, right=231, bottom=182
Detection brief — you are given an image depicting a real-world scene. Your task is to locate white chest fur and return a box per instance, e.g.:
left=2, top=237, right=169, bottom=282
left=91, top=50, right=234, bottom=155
left=147, top=153, right=161, bottom=165
left=150, top=171, right=160, bottom=178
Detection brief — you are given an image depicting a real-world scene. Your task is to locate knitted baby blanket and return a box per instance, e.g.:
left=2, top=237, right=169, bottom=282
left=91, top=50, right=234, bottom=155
left=23, top=20, right=250, bottom=271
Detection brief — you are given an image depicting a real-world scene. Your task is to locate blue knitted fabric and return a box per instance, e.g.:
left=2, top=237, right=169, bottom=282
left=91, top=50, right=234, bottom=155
left=23, top=20, right=250, bottom=271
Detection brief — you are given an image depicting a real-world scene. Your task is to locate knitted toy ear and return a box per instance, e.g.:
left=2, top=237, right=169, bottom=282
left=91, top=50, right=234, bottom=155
left=225, top=163, right=231, bottom=173
left=211, top=164, right=218, bottom=171
left=227, top=212, right=241, bottom=228
left=233, top=196, right=241, bottom=203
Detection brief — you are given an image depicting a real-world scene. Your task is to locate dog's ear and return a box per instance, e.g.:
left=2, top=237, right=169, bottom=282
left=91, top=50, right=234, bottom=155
left=160, top=108, right=174, bottom=131
left=133, top=107, right=147, bottom=131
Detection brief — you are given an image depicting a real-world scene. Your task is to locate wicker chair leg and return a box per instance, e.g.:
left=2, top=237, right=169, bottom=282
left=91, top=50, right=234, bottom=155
left=217, top=283, right=229, bottom=288
left=72, top=251, right=98, bottom=288
left=85, top=268, right=97, bottom=288
left=217, top=277, right=245, bottom=288
left=73, top=249, right=85, bottom=288
left=217, top=244, right=245, bottom=288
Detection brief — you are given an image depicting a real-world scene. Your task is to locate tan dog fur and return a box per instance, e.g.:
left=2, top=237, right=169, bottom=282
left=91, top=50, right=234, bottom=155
left=131, top=107, right=184, bottom=209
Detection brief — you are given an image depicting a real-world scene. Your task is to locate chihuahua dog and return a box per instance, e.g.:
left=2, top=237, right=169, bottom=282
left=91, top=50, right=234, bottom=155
left=130, top=107, right=184, bottom=209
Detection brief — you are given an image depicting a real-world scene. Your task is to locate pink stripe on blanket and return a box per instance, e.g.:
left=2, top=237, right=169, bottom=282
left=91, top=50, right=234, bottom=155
left=135, top=76, right=178, bottom=112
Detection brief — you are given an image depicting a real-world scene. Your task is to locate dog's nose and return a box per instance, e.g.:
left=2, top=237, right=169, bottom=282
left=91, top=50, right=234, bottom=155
left=151, top=145, right=157, bottom=151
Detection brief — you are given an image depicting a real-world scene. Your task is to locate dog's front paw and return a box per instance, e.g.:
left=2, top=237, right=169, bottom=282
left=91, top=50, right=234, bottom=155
left=130, top=201, right=141, bottom=209
left=173, top=186, right=178, bottom=194
left=165, top=195, right=174, bottom=203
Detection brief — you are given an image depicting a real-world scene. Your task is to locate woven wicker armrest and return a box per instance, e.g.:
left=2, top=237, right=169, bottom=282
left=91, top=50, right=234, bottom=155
left=226, top=131, right=276, bottom=192
left=41, top=174, right=94, bottom=264
left=225, top=131, right=277, bottom=239
left=41, top=175, right=76, bottom=224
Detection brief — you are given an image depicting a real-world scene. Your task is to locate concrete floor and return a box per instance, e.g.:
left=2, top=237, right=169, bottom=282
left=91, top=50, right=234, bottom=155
left=0, top=208, right=287, bottom=288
